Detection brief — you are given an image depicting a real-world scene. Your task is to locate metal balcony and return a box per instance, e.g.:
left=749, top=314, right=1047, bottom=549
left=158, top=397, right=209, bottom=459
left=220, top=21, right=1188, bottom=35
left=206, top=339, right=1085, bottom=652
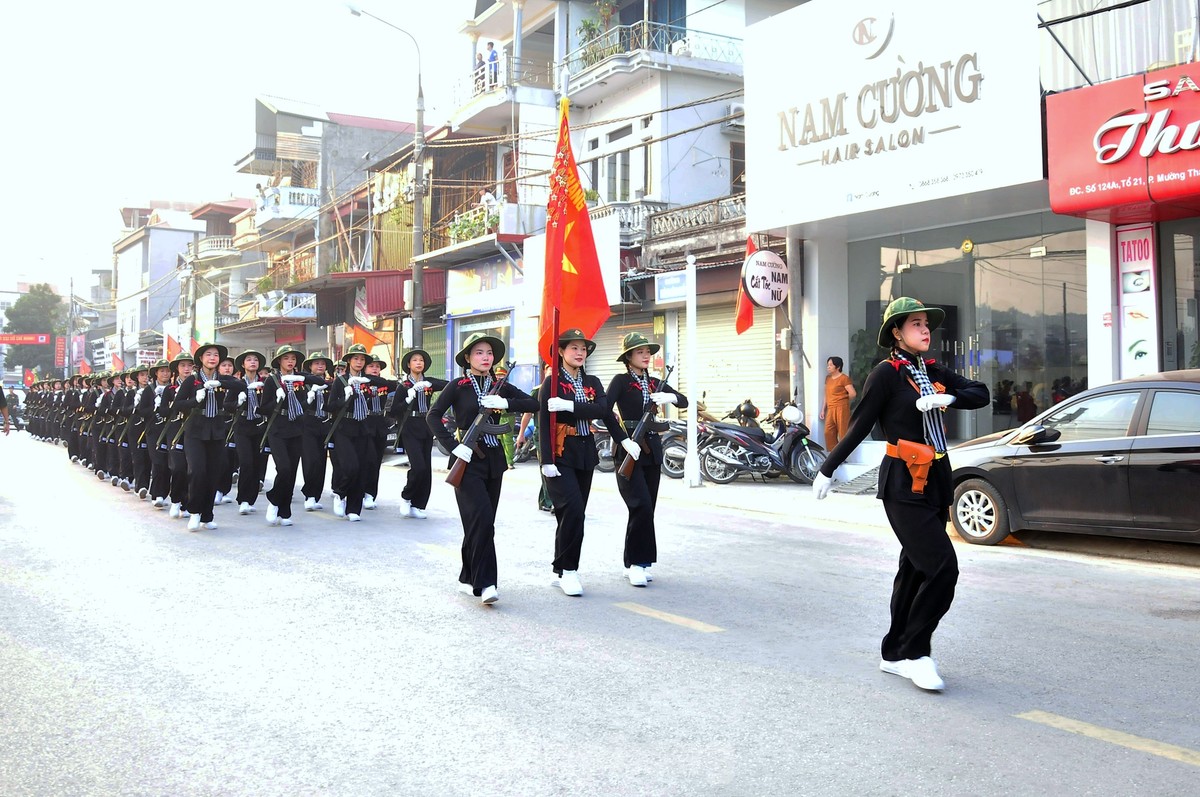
left=254, top=187, right=321, bottom=233
left=186, top=235, right=238, bottom=263
left=589, top=199, right=669, bottom=245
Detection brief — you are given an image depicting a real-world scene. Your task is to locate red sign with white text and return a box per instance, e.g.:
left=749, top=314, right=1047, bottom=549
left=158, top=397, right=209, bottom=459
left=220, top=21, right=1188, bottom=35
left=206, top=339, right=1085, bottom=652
left=1048, top=63, right=1200, bottom=222
left=0, top=333, right=51, bottom=345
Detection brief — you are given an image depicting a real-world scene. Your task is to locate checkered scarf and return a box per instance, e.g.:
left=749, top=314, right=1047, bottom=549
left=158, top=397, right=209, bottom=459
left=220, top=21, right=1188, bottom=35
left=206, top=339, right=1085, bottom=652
left=469, top=374, right=499, bottom=447
left=564, top=368, right=590, bottom=437
left=895, top=353, right=949, bottom=454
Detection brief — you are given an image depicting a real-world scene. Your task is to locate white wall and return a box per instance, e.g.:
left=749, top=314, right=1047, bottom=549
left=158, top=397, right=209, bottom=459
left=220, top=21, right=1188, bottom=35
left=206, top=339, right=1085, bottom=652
left=687, top=0, right=745, bottom=33
left=1085, top=219, right=1119, bottom=387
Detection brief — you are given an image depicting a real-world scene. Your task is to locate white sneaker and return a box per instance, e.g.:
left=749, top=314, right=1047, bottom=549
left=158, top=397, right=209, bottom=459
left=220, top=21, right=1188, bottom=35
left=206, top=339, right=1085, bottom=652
left=481, top=585, right=499, bottom=605
left=645, top=568, right=654, bottom=582
left=138, top=488, right=148, bottom=500
left=280, top=517, right=294, bottom=527
left=400, top=499, right=412, bottom=517
left=333, top=495, right=345, bottom=518
left=311, top=500, right=323, bottom=510
left=880, top=656, right=945, bottom=692
left=153, top=496, right=165, bottom=508
left=627, top=565, right=648, bottom=587
left=458, top=583, right=475, bottom=596
left=187, top=514, right=202, bottom=532
left=205, top=522, right=218, bottom=530
left=363, top=494, right=376, bottom=510
left=239, top=502, right=252, bottom=515
left=180, top=510, right=191, bottom=519
left=559, top=570, right=583, bottom=597
left=221, top=493, right=234, bottom=504
left=347, top=513, right=361, bottom=522
left=214, top=492, right=224, bottom=505
left=265, top=503, right=279, bottom=526
left=411, top=507, right=427, bottom=519
left=304, top=497, right=317, bottom=512
left=168, top=502, right=181, bottom=519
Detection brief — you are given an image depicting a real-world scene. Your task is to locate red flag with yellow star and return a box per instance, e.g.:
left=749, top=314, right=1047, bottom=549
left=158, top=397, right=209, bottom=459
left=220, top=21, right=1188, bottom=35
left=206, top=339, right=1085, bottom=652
left=539, top=98, right=609, bottom=366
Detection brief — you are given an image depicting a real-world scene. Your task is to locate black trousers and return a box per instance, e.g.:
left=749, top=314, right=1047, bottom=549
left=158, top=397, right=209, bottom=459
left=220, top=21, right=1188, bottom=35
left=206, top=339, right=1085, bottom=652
left=881, top=500, right=959, bottom=661
left=400, top=418, right=434, bottom=509
left=547, top=459, right=596, bottom=575
left=149, top=446, right=170, bottom=499
left=234, top=427, right=268, bottom=505
left=266, top=433, right=302, bottom=519
left=616, top=452, right=661, bottom=568
left=185, top=436, right=226, bottom=522
left=453, top=445, right=506, bottom=593
left=362, top=423, right=388, bottom=500
left=168, top=445, right=188, bottom=504
left=118, top=441, right=133, bottom=481
left=300, top=416, right=331, bottom=500
left=216, top=442, right=235, bottom=495
left=132, top=444, right=150, bottom=491
left=67, top=425, right=81, bottom=459
left=331, top=426, right=370, bottom=515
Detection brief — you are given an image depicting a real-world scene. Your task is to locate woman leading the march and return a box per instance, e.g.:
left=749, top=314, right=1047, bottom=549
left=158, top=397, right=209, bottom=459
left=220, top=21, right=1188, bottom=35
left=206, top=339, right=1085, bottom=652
left=539, top=328, right=633, bottom=597
left=172, top=342, right=241, bottom=532
left=224, top=349, right=269, bottom=515
left=324, top=343, right=378, bottom=522
left=427, top=333, right=537, bottom=605
left=299, top=351, right=335, bottom=512
left=394, top=348, right=448, bottom=519
left=813, top=298, right=988, bottom=692
left=607, top=332, right=688, bottom=587
left=258, top=344, right=312, bottom=527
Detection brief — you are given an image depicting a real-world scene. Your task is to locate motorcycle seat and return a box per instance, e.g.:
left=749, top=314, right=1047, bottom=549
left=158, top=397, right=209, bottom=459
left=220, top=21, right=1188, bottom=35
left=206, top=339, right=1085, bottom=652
left=713, top=421, right=767, bottom=440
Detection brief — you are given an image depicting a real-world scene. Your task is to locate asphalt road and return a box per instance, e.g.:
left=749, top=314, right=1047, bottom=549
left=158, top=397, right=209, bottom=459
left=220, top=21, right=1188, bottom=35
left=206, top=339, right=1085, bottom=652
left=2, top=433, right=1198, bottom=796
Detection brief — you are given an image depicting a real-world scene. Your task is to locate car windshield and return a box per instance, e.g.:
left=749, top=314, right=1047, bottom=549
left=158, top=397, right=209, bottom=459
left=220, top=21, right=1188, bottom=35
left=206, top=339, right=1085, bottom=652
left=1040, top=391, right=1140, bottom=442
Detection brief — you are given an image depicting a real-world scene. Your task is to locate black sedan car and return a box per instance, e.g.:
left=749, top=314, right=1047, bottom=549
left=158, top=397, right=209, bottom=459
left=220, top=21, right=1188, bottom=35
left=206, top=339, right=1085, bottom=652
left=949, top=369, right=1200, bottom=545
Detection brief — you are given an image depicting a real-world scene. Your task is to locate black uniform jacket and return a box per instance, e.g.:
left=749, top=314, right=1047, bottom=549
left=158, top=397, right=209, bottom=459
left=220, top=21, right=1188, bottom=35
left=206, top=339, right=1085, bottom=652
left=537, top=371, right=625, bottom=470
left=222, top=376, right=271, bottom=435
left=390, top=376, right=450, bottom=427
left=258, top=373, right=324, bottom=439
left=324, top=373, right=398, bottom=438
left=427, top=374, right=537, bottom=464
left=173, top=373, right=242, bottom=441
left=819, top=352, right=989, bottom=507
left=606, top=373, right=688, bottom=465
left=137, top=384, right=170, bottom=447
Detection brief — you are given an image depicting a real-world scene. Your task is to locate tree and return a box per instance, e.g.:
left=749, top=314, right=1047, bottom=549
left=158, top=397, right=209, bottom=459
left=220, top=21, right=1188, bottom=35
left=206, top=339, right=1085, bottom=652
left=3, top=283, right=66, bottom=374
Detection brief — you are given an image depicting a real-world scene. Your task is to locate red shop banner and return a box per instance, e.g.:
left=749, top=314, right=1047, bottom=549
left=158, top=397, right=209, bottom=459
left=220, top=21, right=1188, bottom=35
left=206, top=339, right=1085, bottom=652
left=1047, top=63, right=1200, bottom=223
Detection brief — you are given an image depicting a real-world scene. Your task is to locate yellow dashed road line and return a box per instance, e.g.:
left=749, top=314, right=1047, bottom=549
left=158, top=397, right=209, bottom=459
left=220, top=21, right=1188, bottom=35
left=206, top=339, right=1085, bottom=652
left=614, top=601, right=724, bottom=633
left=1017, top=710, right=1200, bottom=767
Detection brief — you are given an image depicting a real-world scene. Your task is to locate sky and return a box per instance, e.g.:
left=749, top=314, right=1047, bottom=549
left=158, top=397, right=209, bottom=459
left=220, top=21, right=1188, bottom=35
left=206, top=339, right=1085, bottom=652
left=0, top=0, right=475, bottom=298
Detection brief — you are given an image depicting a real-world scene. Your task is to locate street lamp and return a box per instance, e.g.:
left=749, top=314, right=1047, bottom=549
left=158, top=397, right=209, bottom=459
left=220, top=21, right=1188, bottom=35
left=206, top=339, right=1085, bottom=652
left=348, top=3, right=425, bottom=349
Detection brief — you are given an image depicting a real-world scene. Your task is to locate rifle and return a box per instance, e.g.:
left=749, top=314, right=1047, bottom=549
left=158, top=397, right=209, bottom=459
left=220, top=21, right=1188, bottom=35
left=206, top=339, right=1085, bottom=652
left=617, top=365, right=675, bottom=481
left=446, top=361, right=515, bottom=489
left=323, top=375, right=375, bottom=446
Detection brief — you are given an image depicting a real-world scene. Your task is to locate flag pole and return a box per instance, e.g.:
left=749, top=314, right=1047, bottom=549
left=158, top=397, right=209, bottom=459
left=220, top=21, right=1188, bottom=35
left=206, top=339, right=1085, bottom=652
left=548, top=306, right=560, bottom=465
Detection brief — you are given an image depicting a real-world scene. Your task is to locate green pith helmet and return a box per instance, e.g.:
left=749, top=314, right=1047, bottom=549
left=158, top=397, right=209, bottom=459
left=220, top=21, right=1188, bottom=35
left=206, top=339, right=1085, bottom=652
left=369, top=354, right=388, bottom=371
left=303, top=351, right=334, bottom=372
left=235, top=349, right=267, bottom=374
left=192, top=341, right=229, bottom=361
left=130, top=364, right=149, bottom=376
left=150, top=359, right=171, bottom=376
left=557, top=327, right=596, bottom=356
left=342, top=343, right=370, bottom=363
left=455, top=333, right=505, bottom=368
left=877, top=297, right=946, bottom=348
left=271, top=344, right=305, bottom=370
left=616, top=332, right=660, bottom=362
left=169, top=352, right=194, bottom=375
left=401, top=348, right=431, bottom=374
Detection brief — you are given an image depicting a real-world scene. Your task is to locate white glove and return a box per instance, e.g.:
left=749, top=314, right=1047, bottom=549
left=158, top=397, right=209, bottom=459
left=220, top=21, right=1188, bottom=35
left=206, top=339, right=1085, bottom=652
left=452, top=443, right=473, bottom=462
left=195, top=388, right=207, bottom=403
left=546, top=396, right=573, bottom=413
left=311, top=383, right=327, bottom=392
left=237, top=392, right=247, bottom=407
left=406, top=387, right=417, bottom=402
left=649, top=392, right=677, bottom=406
left=306, top=389, right=316, bottom=405
left=248, top=381, right=264, bottom=390
left=277, top=388, right=286, bottom=402
left=813, top=472, right=834, bottom=500
left=153, top=396, right=162, bottom=410
left=95, top=396, right=103, bottom=408
left=204, top=380, right=221, bottom=389
left=344, top=386, right=354, bottom=400
left=155, top=385, right=165, bottom=396
left=349, top=376, right=371, bottom=386
left=620, top=438, right=641, bottom=460
left=481, top=395, right=508, bottom=410
left=915, top=394, right=956, bottom=412
left=542, top=464, right=561, bottom=478
left=282, top=374, right=306, bottom=384
left=413, top=380, right=432, bottom=390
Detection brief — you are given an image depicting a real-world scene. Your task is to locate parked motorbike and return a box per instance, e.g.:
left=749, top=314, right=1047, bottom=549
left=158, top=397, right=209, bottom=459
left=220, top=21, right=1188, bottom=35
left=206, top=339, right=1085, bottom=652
left=660, top=393, right=721, bottom=479
left=593, top=419, right=615, bottom=472
left=699, top=398, right=826, bottom=484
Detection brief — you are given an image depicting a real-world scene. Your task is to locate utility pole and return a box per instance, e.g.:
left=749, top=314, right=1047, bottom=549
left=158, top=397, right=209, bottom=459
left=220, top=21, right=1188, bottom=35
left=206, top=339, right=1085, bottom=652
left=66, top=277, right=74, bottom=379
left=411, top=76, right=425, bottom=349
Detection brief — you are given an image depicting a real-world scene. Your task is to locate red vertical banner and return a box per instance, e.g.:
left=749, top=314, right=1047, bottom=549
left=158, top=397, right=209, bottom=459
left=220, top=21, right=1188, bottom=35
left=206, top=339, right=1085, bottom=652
left=735, top=236, right=757, bottom=335
left=54, top=336, right=67, bottom=368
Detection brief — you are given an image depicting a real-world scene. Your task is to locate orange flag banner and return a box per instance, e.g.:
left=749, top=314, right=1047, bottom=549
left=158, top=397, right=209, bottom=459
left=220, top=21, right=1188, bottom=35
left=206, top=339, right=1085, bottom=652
left=77, top=359, right=93, bottom=375
left=539, top=97, right=610, bottom=365
left=165, top=334, right=182, bottom=361
left=111, top=353, right=125, bottom=371
left=735, top=236, right=756, bottom=335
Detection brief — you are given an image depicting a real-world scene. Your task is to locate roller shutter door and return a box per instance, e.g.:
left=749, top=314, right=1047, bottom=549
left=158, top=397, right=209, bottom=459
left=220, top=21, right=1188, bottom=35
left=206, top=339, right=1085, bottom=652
left=675, top=303, right=775, bottom=421
left=585, top=309, right=656, bottom=392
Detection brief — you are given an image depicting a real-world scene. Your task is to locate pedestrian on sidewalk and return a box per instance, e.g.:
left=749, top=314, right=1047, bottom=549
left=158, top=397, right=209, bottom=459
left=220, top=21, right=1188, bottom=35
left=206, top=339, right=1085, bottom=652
left=607, top=332, right=688, bottom=587
left=427, top=333, right=537, bottom=605
left=539, top=328, right=634, bottom=597
left=395, top=347, right=447, bottom=519
left=813, top=297, right=989, bottom=692
left=820, top=355, right=856, bottom=448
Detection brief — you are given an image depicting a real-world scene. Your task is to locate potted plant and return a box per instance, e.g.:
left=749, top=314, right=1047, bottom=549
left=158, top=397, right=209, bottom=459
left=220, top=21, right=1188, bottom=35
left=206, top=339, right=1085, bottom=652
left=584, top=189, right=600, bottom=207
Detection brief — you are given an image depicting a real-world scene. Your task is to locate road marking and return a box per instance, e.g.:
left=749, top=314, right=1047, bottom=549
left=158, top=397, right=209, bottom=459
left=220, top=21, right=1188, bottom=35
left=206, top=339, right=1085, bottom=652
left=418, top=543, right=459, bottom=562
left=1017, top=710, right=1200, bottom=767
left=614, top=602, right=724, bottom=633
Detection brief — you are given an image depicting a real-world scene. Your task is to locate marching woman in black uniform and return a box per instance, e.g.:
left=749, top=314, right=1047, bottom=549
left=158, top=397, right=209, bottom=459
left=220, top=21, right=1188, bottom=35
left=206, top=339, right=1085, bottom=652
left=814, top=298, right=989, bottom=692
left=225, top=349, right=269, bottom=515
left=539, top=328, right=634, bottom=597
left=427, top=333, right=537, bottom=604
left=164, top=354, right=195, bottom=519
left=173, top=342, right=241, bottom=531
left=140, top=359, right=172, bottom=507
left=360, top=354, right=394, bottom=511
left=128, top=365, right=152, bottom=498
left=259, top=344, right=310, bottom=527
left=299, top=351, right=335, bottom=511
left=214, top=355, right=238, bottom=506
left=607, top=332, right=688, bottom=587
left=395, top=347, right=448, bottom=519
left=324, top=343, right=377, bottom=522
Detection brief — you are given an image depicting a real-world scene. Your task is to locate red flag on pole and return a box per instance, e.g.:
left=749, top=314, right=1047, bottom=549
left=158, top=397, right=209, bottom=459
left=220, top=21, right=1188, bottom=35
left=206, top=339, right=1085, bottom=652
left=23, top=368, right=34, bottom=386
left=77, top=359, right=93, bottom=375
left=111, top=353, right=125, bottom=371
left=735, top=236, right=757, bottom=335
left=165, top=334, right=182, bottom=361
left=539, top=97, right=610, bottom=366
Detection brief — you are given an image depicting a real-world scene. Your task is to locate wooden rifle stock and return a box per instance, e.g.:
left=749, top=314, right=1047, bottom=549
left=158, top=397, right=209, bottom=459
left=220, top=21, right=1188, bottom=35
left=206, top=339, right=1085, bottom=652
left=445, top=363, right=514, bottom=489
left=617, top=365, right=675, bottom=481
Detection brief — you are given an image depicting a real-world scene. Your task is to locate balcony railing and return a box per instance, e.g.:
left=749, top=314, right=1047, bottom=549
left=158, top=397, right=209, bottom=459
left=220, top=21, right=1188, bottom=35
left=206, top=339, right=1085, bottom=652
left=449, top=54, right=556, bottom=111
left=187, top=235, right=237, bottom=262
left=648, top=193, right=746, bottom=238
left=589, top=199, right=669, bottom=243
left=560, top=21, right=743, bottom=78
left=254, top=186, right=321, bottom=232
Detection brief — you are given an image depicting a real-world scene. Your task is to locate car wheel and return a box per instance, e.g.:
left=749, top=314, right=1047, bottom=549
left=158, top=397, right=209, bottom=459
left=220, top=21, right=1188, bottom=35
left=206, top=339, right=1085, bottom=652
left=952, top=478, right=1011, bottom=545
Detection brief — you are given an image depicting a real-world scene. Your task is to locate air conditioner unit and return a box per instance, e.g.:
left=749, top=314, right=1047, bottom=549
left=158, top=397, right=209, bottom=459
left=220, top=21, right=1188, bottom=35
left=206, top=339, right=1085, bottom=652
left=669, top=38, right=692, bottom=56
left=722, top=102, right=746, bottom=131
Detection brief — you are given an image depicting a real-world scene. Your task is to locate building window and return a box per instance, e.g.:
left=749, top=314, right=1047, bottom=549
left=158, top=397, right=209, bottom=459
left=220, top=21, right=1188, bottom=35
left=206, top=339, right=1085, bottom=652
left=607, top=151, right=630, bottom=202
left=607, top=125, right=632, bottom=143
left=730, top=142, right=746, bottom=194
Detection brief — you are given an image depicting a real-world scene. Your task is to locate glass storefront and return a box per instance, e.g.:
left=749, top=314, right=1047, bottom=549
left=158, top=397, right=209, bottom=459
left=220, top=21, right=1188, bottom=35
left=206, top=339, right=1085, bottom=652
left=847, top=212, right=1087, bottom=440
left=1158, top=220, right=1200, bottom=372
